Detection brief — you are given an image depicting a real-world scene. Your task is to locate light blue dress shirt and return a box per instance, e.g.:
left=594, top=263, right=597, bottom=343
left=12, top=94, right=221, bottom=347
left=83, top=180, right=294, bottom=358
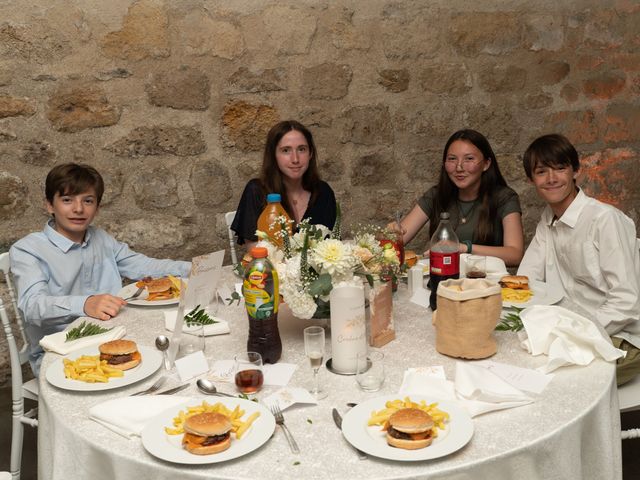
left=10, top=221, right=191, bottom=375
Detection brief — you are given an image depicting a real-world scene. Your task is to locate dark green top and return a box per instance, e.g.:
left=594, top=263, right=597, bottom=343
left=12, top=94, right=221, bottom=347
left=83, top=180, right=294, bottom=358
left=417, top=185, right=521, bottom=246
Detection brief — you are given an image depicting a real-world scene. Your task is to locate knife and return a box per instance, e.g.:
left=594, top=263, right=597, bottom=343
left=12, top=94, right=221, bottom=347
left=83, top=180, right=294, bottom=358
left=156, top=384, right=189, bottom=395
left=332, top=408, right=368, bottom=460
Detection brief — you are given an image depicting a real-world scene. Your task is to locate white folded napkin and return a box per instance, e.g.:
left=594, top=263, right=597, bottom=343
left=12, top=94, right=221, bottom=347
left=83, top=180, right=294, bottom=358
left=519, top=305, right=625, bottom=373
left=399, top=362, right=532, bottom=417
left=40, top=322, right=126, bottom=355
left=164, top=309, right=230, bottom=336
left=89, top=395, right=190, bottom=438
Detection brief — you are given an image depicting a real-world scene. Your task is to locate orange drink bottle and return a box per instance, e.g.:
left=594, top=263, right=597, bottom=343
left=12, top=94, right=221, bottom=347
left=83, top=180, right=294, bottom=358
left=256, top=193, right=292, bottom=248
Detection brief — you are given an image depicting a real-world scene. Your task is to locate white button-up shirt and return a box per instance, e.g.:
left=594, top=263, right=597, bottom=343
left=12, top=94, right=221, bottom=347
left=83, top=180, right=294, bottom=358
left=518, top=190, right=640, bottom=347
left=10, top=221, right=191, bottom=374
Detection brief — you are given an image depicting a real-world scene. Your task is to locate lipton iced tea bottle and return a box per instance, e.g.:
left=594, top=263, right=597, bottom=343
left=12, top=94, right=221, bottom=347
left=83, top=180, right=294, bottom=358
left=243, top=247, right=282, bottom=363
left=429, top=212, right=460, bottom=310
left=257, top=193, right=292, bottom=248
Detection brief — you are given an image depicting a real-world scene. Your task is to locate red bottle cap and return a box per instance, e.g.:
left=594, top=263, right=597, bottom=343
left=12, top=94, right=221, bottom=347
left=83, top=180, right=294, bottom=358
left=250, top=247, right=268, bottom=258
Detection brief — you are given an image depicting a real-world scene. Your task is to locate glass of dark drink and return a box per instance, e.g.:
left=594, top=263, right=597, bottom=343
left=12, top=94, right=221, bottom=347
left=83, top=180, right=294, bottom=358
left=234, top=352, right=264, bottom=394
left=465, top=255, right=487, bottom=279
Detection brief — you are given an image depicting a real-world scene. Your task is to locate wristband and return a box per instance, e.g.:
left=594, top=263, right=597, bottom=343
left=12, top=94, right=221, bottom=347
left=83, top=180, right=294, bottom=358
left=463, top=240, right=472, bottom=254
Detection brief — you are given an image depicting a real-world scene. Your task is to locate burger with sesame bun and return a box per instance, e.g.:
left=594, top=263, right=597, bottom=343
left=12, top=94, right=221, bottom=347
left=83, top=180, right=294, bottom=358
left=386, top=408, right=435, bottom=450
left=98, top=339, right=141, bottom=371
left=182, top=412, right=232, bottom=455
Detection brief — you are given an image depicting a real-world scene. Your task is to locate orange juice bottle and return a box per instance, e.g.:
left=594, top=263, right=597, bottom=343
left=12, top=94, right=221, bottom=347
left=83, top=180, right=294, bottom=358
left=257, top=193, right=292, bottom=248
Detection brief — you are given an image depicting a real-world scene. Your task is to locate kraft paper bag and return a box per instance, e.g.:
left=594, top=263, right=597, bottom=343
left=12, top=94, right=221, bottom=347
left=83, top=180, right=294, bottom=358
left=433, top=278, right=502, bottom=359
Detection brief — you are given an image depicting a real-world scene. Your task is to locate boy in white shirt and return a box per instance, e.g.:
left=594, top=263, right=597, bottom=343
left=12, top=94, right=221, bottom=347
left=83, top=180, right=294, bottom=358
left=517, top=134, right=640, bottom=385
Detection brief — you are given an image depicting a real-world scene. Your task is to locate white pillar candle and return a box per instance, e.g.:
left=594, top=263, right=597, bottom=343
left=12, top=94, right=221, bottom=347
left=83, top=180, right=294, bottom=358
left=330, top=283, right=366, bottom=374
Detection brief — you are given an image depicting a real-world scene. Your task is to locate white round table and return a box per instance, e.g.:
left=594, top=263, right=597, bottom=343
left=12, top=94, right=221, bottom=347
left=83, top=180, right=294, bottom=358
left=37, top=269, right=622, bottom=480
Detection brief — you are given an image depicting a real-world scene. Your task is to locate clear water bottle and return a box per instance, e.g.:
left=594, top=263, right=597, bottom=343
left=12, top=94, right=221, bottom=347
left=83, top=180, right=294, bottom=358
left=429, top=212, right=460, bottom=310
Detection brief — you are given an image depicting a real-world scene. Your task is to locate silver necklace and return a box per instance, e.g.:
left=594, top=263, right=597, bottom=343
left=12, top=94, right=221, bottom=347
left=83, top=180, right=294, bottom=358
left=457, top=200, right=478, bottom=225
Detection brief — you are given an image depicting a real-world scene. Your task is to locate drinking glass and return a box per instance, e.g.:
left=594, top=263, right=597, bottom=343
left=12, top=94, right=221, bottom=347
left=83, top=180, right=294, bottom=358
left=465, top=255, right=487, bottom=279
left=178, top=323, right=205, bottom=357
left=234, top=352, right=264, bottom=394
left=303, top=326, right=328, bottom=400
left=356, top=350, right=385, bottom=392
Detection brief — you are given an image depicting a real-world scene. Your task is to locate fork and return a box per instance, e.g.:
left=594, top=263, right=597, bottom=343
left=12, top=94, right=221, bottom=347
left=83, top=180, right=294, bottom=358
left=123, top=286, right=145, bottom=301
left=130, top=376, right=167, bottom=396
left=270, top=403, right=300, bottom=454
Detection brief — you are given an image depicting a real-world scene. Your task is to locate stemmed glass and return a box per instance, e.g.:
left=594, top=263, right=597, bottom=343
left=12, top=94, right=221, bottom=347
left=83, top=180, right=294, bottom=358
left=304, top=326, right=328, bottom=400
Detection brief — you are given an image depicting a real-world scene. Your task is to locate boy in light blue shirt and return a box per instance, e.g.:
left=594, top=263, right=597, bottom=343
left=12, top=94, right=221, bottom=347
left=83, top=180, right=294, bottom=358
left=10, top=163, right=191, bottom=375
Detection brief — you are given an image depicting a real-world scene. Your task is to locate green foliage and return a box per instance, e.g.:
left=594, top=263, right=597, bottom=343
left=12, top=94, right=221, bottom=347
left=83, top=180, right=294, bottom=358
left=308, top=273, right=333, bottom=297
left=226, top=291, right=242, bottom=306
left=495, top=306, right=525, bottom=332
left=65, top=321, right=113, bottom=342
left=185, top=305, right=218, bottom=326
left=330, top=202, right=342, bottom=240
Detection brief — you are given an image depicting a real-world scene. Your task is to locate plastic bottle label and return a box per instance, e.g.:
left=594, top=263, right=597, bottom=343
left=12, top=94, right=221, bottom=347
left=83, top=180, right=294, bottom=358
left=430, top=251, right=460, bottom=276
left=243, top=267, right=279, bottom=320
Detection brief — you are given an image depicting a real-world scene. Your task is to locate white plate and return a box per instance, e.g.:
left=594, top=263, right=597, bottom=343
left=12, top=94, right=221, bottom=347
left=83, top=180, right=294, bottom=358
left=341, top=395, right=473, bottom=461
left=141, top=397, right=275, bottom=464
left=45, top=345, right=162, bottom=391
left=119, top=282, right=182, bottom=306
left=460, top=254, right=508, bottom=279
left=502, top=280, right=563, bottom=308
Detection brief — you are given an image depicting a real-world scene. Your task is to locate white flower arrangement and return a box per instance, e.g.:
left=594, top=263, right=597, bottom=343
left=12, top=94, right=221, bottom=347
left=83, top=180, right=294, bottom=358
left=254, top=210, right=402, bottom=319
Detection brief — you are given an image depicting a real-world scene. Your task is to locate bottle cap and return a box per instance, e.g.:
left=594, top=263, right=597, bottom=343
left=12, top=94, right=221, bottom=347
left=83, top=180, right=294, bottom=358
left=266, top=193, right=282, bottom=203
left=250, top=247, right=268, bottom=258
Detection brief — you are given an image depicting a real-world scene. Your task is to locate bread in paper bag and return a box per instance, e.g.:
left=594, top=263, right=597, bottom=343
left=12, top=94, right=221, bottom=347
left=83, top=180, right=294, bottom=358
left=432, top=278, right=502, bottom=359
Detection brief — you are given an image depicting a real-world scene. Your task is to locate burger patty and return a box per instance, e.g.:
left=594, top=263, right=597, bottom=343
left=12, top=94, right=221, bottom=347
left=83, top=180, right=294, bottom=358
left=201, top=432, right=230, bottom=446
left=387, top=427, right=432, bottom=441
left=100, top=353, right=133, bottom=364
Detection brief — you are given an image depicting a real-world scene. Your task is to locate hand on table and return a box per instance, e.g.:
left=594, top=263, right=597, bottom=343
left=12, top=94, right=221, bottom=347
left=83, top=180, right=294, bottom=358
left=84, top=294, right=127, bottom=320
left=386, top=221, right=406, bottom=236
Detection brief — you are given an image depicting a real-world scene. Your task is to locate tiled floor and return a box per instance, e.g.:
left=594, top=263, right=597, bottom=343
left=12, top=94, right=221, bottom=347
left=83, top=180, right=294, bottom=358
left=1, top=383, right=639, bottom=479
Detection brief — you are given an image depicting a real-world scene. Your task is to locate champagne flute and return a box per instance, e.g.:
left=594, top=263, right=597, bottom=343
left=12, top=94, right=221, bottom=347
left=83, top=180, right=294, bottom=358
left=304, top=326, right=328, bottom=400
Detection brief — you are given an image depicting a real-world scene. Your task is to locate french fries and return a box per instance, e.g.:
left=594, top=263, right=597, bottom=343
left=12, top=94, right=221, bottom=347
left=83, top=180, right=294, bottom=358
left=501, top=287, right=533, bottom=303
left=367, top=397, right=450, bottom=438
left=165, top=401, right=260, bottom=440
left=63, top=355, right=124, bottom=383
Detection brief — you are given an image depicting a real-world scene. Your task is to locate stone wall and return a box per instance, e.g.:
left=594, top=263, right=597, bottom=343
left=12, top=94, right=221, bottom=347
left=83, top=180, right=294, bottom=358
left=1, top=0, right=639, bottom=378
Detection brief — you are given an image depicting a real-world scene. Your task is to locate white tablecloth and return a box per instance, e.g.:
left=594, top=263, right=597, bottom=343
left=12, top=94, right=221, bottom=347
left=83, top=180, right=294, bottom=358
left=38, top=269, right=622, bottom=480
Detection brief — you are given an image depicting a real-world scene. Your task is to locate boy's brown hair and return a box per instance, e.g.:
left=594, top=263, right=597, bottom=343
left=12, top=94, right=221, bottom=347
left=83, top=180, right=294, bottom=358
left=522, top=134, right=580, bottom=180
left=45, top=163, right=105, bottom=205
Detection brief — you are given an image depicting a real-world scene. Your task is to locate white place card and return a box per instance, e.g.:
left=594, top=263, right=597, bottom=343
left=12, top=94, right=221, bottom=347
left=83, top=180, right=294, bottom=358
left=262, top=387, right=318, bottom=410
left=476, top=360, right=554, bottom=394
left=175, top=350, right=209, bottom=381
left=209, top=360, right=297, bottom=386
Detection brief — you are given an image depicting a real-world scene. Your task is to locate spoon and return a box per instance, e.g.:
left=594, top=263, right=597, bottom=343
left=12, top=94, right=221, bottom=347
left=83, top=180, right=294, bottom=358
left=196, top=378, right=237, bottom=397
left=155, top=335, right=171, bottom=370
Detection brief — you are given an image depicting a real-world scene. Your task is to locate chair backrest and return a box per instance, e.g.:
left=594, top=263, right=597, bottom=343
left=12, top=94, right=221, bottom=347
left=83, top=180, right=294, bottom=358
left=0, top=252, right=29, bottom=363
left=224, top=211, right=239, bottom=266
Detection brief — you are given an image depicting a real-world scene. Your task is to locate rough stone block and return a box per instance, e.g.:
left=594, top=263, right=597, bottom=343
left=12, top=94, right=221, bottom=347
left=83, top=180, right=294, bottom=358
left=222, top=100, right=279, bottom=151
left=0, top=172, right=28, bottom=220
left=449, top=12, right=522, bottom=56
left=94, top=68, right=132, bottom=81
left=100, top=0, right=169, bottom=60
left=549, top=110, right=599, bottom=145
left=176, top=12, right=245, bottom=59
left=243, top=6, right=317, bottom=55
left=583, top=71, right=626, bottom=99
left=131, top=166, right=179, bottom=209
left=0, top=95, right=36, bottom=118
left=106, top=125, right=206, bottom=157
left=519, top=94, right=553, bottom=110
left=604, top=103, right=640, bottom=143
left=107, top=216, right=189, bottom=252
left=530, top=60, right=570, bottom=86
left=0, top=130, right=16, bottom=142
left=227, top=67, right=286, bottom=94
left=21, top=140, right=55, bottom=166
left=525, top=15, right=565, bottom=52
left=47, top=85, right=120, bottom=133
left=0, top=22, right=71, bottom=63
left=342, top=105, right=392, bottom=145
left=302, top=63, right=352, bottom=100
left=146, top=66, right=210, bottom=110
left=421, top=63, right=472, bottom=95
left=478, top=64, right=527, bottom=93
left=382, top=16, right=440, bottom=59
left=189, top=160, right=233, bottom=208
left=351, top=152, right=394, bottom=186
left=328, top=7, right=371, bottom=51
left=377, top=69, right=409, bottom=93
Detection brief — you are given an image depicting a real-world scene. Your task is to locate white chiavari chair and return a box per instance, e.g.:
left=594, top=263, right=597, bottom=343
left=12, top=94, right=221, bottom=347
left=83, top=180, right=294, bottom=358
left=225, top=211, right=239, bottom=266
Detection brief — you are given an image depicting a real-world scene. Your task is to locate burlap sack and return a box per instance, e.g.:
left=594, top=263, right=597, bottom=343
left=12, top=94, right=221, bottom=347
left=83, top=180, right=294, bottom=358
left=432, top=278, right=502, bottom=359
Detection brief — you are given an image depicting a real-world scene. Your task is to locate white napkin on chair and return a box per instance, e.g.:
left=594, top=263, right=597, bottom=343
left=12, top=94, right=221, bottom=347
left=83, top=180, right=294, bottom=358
left=89, top=395, right=190, bottom=439
left=399, top=362, right=532, bottom=417
left=519, top=305, right=625, bottom=373
left=40, top=322, right=126, bottom=355
left=163, top=309, right=230, bottom=336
